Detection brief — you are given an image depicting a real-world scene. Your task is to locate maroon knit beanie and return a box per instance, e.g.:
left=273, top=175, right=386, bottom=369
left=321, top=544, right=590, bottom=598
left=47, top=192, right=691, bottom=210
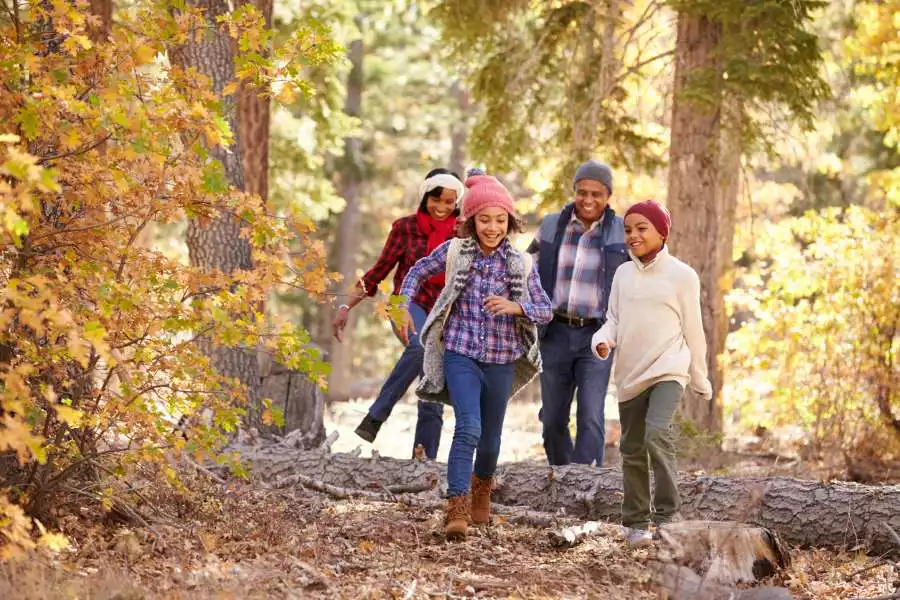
left=625, top=200, right=671, bottom=240
left=461, top=175, right=517, bottom=220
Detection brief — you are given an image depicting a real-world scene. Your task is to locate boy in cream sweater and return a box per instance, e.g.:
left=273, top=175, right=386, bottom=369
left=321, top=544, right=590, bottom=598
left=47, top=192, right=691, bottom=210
left=591, top=200, right=712, bottom=547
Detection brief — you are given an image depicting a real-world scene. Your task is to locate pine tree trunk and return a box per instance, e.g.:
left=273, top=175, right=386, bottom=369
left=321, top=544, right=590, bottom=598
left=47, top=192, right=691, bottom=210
left=327, top=30, right=365, bottom=403
left=236, top=0, right=273, bottom=202
left=666, top=12, right=725, bottom=432
left=448, top=81, right=469, bottom=176
left=712, top=96, right=742, bottom=405
left=87, top=0, right=112, bottom=41
left=258, top=359, right=325, bottom=446
left=170, top=0, right=260, bottom=428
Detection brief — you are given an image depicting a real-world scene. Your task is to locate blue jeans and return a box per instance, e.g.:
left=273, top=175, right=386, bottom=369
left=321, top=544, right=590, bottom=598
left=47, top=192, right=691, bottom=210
left=366, top=303, right=444, bottom=459
left=444, top=351, right=515, bottom=497
left=539, top=319, right=613, bottom=466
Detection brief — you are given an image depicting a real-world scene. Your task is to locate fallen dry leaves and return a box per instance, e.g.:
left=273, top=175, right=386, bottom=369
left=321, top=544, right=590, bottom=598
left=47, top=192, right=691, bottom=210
left=1, top=471, right=897, bottom=599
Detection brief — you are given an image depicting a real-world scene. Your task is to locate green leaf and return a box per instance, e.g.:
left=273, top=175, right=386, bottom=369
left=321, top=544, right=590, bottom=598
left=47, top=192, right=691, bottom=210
left=83, top=320, right=106, bottom=345
left=201, top=162, right=229, bottom=194
left=15, top=106, right=40, bottom=140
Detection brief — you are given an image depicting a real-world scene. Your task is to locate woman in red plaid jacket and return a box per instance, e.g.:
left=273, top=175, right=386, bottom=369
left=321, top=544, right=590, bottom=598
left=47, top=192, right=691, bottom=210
left=331, top=168, right=465, bottom=459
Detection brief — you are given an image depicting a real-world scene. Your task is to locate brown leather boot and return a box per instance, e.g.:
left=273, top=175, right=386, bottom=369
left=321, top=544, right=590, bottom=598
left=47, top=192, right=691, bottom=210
left=444, top=496, right=469, bottom=540
left=470, top=475, right=493, bottom=525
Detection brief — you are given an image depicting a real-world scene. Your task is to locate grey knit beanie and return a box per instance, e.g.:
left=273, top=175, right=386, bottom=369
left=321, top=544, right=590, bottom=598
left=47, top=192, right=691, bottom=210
left=573, top=160, right=613, bottom=194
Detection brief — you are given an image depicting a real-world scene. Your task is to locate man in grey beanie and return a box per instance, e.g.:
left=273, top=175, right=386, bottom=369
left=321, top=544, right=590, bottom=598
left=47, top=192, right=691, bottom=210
left=527, top=160, right=627, bottom=466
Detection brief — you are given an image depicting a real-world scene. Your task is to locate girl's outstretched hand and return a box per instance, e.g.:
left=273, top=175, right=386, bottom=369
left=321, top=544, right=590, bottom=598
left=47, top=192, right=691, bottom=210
left=484, top=296, right=523, bottom=316
left=396, top=308, right=417, bottom=346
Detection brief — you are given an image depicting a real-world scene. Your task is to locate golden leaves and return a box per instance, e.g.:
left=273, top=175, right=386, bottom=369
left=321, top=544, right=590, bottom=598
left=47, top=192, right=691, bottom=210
left=0, top=0, right=335, bottom=558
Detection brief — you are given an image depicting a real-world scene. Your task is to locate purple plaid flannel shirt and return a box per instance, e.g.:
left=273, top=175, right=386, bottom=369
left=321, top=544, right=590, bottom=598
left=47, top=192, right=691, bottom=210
left=400, top=239, right=552, bottom=364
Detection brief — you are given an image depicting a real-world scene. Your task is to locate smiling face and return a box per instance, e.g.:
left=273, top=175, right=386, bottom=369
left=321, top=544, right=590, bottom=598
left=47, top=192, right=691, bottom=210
left=574, top=179, right=610, bottom=225
left=474, top=207, right=509, bottom=253
left=624, top=212, right=665, bottom=260
left=425, top=188, right=458, bottom=220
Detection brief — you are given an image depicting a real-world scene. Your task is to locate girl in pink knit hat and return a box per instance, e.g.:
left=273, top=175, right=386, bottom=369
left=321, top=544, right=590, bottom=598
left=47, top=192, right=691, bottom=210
left=398, top=175, right=552, bottom=539
left=591, top=200, right=712, bottom=548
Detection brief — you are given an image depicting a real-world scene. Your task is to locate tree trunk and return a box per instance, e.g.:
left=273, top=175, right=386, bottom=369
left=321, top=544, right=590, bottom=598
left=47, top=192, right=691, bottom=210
left=666, top=12, right=725, bottom=432
left=236, top=0, right=273, bottom=202
left=238, top=444, right=900, bottom=555
left=448, top=81, right=469, bottom=176
left=88, top=0, right=112, bottom=41
left=327, top=28, right=365, bottom=403
left=258, top=359, right=325, bottom=446
left=170, top=0, right=260, bottom=428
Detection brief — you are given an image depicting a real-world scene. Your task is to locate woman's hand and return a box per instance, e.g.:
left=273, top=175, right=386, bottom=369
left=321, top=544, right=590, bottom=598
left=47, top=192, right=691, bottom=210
left=332, top=306, right=350, bottom=342
left=396, top=308, right=417, bottom=346
left=484, top=296, right=523, bottom=317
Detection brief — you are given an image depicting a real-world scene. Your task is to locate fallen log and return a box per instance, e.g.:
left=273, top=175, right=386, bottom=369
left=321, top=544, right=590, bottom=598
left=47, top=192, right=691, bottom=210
left=233, top=441, right=900, bottom=555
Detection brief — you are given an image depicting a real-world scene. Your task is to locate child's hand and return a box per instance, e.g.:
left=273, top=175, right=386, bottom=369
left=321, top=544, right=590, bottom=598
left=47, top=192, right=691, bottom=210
left=396, top=309, right=417, bottom=346
left=484, top=296, right=523, bottom=316
left=595, top=341, right=611, bottom=359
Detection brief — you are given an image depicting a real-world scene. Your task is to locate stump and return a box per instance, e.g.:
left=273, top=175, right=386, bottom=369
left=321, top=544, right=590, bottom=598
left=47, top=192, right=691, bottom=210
left=259, top=359, right=325, bottom=446
left=657, top=520, right=789, bottom=586
left=657, top=564, right=793, bottom=600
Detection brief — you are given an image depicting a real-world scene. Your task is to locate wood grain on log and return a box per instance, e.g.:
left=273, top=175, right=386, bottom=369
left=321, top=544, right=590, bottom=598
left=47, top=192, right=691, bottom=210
left=236, top=444, right=900, bottom=555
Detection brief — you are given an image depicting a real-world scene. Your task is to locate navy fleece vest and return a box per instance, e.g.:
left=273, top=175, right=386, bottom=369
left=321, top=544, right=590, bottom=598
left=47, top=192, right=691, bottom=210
left=531, top=203, right=627, bottom=319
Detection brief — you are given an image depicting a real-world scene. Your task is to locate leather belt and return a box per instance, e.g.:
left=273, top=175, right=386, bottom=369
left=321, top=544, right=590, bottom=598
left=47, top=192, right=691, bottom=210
left=553, top=312, right=602, bottom=328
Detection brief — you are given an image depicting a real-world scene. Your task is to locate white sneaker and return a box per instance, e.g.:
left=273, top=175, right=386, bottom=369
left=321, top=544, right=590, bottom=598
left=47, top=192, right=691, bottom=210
left=625, top=528, right=653, bottom=548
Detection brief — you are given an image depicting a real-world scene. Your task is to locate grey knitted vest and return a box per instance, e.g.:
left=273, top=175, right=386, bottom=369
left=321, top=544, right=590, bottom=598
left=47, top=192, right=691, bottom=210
left=416, top=237, right=542, bottom=405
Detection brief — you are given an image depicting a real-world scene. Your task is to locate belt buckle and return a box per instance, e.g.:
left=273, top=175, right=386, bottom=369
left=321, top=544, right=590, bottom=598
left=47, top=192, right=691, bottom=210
left=573, top=316, right=585, bottom=327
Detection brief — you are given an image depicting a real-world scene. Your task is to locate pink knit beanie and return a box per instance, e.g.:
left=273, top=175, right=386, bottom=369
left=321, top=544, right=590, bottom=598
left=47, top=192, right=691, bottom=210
left=461, top=175, right=516, bottom=220
left=625, top=200, right=671, bottom=240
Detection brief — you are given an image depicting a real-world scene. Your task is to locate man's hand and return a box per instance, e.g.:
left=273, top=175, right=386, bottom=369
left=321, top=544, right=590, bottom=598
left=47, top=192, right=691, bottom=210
left=332, top=306, right=350, bottom=342
left=396, top=308, right=417, bottom=346
left=595, top=341, right=611, bottom=359
left=484, top=296, right=523, bottom=317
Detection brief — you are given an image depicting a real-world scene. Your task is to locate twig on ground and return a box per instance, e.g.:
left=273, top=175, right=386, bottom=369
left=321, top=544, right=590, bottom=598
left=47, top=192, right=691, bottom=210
left=402, top=579, right=417, bottom=600
left=319, top=431, right=339, bottom=452
left=847, top=559, right=893, bottom=580
left=183, top=457, right=228, bottom=485
left=88, top=459, right=176, bottom=521
left=385, top=481, right=436, bottom=494
left=549, top=520, right=621, bottom=548
left=62, top=484, right=162, bottom=541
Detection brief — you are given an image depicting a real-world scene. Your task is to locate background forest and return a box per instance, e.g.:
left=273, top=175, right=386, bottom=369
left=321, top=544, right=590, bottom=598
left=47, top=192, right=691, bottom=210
left=0, top=0, right=898, bottom=597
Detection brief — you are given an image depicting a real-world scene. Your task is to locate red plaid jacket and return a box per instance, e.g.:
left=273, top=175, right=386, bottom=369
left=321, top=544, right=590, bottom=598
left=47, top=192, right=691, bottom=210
left=358, top=214, right=455, bottom=313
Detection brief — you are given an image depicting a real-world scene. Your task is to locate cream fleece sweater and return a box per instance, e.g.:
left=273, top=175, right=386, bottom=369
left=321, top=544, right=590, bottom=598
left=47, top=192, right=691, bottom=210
left=591, top=247, right=712, bottom=402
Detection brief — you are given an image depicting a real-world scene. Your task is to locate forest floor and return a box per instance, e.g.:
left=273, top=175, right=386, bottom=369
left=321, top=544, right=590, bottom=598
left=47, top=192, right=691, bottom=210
left=3, top=397, right=898, bottom=599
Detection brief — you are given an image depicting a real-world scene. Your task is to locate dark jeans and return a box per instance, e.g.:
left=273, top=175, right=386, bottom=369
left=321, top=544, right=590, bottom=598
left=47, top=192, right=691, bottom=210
left=366, top=302, right=444, bottom=459
left=444, top=351, right=515, bottom=497
left=539, top=319, right=613, bottom=466
left=619, top=380, right=683, bottom=529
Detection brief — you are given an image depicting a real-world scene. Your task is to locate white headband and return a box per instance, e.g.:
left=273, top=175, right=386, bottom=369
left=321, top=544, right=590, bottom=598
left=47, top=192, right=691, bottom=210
left=418, top=173, right=465, bottom=204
